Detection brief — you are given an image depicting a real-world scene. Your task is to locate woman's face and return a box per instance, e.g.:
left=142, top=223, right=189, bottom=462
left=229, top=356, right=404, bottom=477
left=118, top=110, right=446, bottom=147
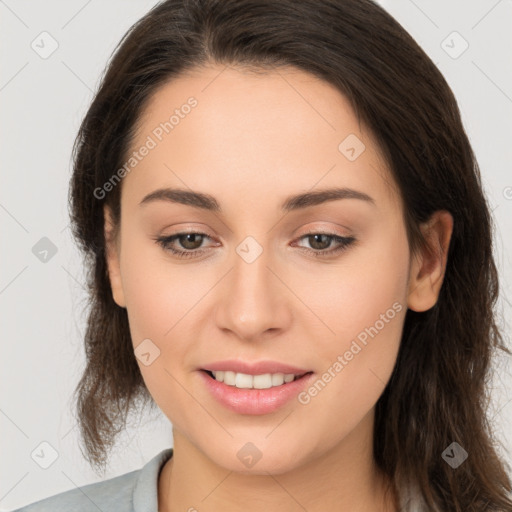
left=105, top=64, right=423, bottom=474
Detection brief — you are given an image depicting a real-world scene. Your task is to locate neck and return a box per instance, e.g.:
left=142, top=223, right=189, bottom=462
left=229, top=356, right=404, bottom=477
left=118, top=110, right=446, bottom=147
left=158, top=412, right=398, bottom=512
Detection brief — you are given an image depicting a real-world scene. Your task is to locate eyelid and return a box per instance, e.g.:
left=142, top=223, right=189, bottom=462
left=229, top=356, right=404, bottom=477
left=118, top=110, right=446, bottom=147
left=294, top=222, right=353, bottom=237
left=295, top=227, right=348, bottom=238
left=154, top=229, right=357, bottom=261
left=291, top=232, right=355, bottom=255
left=157, top=226, right=350, bottom=247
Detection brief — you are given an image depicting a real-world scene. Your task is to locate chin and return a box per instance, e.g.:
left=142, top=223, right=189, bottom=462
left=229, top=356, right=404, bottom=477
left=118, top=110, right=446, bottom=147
left=205, top=440, right=310, bottom=476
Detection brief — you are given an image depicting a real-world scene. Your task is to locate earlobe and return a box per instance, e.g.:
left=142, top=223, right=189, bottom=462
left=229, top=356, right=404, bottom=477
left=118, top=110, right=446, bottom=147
left=407, top=210, right=454, bottom=312
left=103, top=205, right=126, bottom=308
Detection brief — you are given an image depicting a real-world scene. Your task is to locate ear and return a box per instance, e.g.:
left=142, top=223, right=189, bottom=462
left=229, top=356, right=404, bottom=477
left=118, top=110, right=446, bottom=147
left=104, top=204, right=126, bottom=308
left=407, top=210, right=454, bottom=312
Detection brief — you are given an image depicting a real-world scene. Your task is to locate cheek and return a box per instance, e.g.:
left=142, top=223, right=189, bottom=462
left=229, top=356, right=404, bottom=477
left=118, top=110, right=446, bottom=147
left=118, top=233, right=219, bottom=408
left=120, top=234, right=205, bottom=345
left=118, top=237, right=201, bottom=419
left=287, top=239, right=409, bottom=448
left=309, top=227, right=409, bottom=400
left=298, top=226, right=409, bottom=388
left=300, top=224, right=409, bottom=350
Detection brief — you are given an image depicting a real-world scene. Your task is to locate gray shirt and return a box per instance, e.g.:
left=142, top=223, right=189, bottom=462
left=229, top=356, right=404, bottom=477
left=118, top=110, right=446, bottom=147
left=11, top=448, right=174, bottom=512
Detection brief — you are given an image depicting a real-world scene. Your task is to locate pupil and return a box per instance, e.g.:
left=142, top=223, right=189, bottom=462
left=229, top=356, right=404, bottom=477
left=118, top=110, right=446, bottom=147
left=181, top=234, right=202, bottom=249
left=310, top=234, right=330, bottom=250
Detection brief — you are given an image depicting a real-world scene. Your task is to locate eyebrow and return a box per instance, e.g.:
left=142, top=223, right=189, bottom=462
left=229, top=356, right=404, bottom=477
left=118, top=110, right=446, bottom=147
left=139, top=186, right=376, bottom=212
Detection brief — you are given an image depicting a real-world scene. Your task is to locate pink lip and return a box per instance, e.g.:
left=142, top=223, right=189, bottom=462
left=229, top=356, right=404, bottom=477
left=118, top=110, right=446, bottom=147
left=200, top=359, right=311, bottom=375
left=198, top=369, right=315, bottom=415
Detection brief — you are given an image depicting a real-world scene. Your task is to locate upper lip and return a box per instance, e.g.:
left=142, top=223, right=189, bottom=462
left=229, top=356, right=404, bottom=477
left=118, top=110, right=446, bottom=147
left=201, top=360, right=312, bottom=376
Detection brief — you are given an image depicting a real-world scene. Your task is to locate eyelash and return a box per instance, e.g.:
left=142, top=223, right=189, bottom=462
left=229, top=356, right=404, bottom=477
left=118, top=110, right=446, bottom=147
left=154, top=231, right=356, bottom=259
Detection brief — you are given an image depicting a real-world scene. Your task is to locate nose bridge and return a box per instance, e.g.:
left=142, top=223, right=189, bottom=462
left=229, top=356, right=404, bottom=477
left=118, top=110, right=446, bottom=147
left=214, top=235, right=290, bottom=339
left=233, top=240, right=271, bottom=302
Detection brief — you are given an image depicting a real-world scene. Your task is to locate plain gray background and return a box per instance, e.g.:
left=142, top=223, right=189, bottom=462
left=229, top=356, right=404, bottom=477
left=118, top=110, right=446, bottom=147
left=1, top=0, right=511, bottom=510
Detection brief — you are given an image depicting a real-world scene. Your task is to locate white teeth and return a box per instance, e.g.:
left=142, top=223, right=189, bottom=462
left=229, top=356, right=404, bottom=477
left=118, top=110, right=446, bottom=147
left=211, top=370, right=300, bottom=389
left=253, top=374, right=273, bottom=389
left=223, top=371, right=236, bottom=386
left=271, top=373, right=284, bottom=386
left=235, top=372, right=253, bottom=388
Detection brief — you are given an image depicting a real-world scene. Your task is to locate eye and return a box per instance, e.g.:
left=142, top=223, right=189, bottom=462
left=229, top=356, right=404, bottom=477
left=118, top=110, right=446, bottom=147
left=293, top=232, right=356, bottom=257
left=154, top=232, right=215, bottom=259
left=154, top=231, right=356, bottom=259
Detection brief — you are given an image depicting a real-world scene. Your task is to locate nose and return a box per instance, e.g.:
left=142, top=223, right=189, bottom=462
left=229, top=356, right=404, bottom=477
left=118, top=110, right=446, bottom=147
left=213, top=245, right=293, bottom=341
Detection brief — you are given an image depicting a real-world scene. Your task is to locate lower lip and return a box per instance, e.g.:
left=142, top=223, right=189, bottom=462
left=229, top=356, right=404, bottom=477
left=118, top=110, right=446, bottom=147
left=199, top=370, right=315, bottom=415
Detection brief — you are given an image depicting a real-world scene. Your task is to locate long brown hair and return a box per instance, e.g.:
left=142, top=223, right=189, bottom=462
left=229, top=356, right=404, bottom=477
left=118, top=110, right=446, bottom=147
left=68, top=1, right=512, bottom=509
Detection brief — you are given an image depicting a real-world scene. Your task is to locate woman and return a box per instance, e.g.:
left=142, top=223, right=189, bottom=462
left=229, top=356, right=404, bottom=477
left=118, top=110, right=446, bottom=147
left=13, top=0, right=512, bottom=510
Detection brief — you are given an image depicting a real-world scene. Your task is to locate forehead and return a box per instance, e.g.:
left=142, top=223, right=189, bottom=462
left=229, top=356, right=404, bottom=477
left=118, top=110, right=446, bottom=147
left=121, top=64, right=402, bottom=216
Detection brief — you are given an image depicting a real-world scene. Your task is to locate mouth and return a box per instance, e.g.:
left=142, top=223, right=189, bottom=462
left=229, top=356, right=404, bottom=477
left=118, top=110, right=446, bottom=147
left=201, top=369, right=314, bottom=390
left=199, top=368, right=316, bottom=415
